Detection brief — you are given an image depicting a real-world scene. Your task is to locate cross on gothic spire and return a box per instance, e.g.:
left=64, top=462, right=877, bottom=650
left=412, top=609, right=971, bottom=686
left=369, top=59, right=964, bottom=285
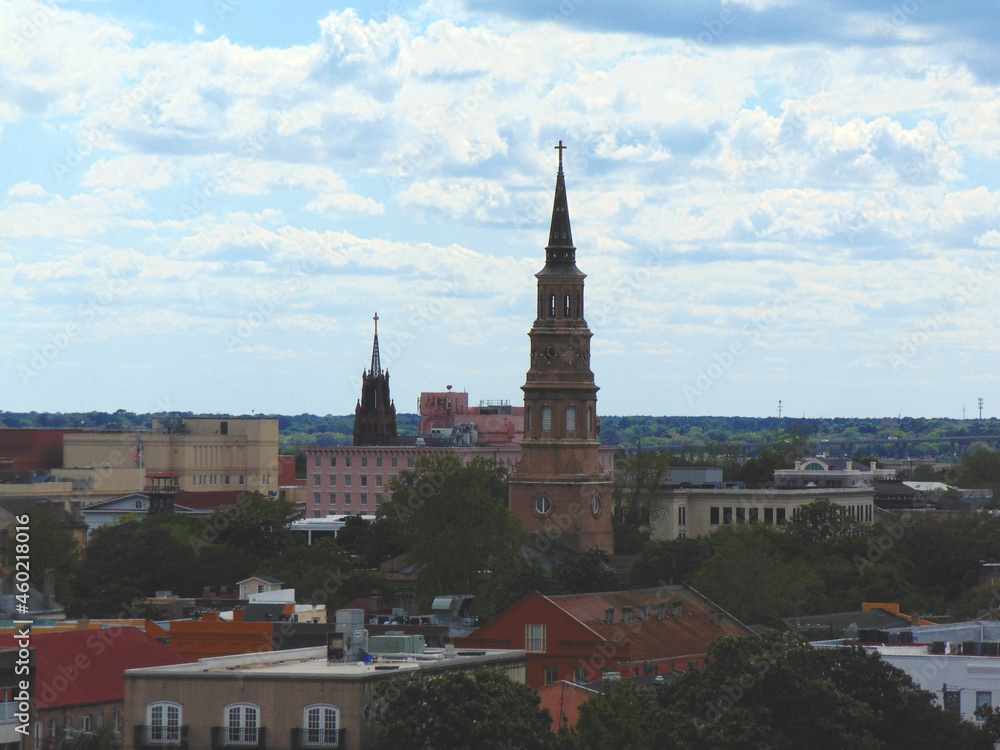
left=555, top=140, right=566, bottom=170
left=370, top=311, right=382, bottom=377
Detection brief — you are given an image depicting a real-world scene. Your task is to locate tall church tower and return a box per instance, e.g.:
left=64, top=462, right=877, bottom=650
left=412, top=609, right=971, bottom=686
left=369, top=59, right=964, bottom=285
left=354, top=313, right=398, bottom=446
left=508, top=142, right=614, bottom=554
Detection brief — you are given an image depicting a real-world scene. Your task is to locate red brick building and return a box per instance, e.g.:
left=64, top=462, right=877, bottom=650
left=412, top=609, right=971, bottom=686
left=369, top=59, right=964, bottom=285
left=457, top=586, right=753, bottom=688
left=507, top=143, right=614, bottom=553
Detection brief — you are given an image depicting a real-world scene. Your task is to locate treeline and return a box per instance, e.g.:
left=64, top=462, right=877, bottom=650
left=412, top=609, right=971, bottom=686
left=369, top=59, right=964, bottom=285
left=628, top=499, right=1000, bottom=625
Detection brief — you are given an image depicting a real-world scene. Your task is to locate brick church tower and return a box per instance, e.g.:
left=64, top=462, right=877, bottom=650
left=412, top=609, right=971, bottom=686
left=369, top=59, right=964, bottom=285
left=508, top=143, right=614, bottom=554
left=353, top=313, right=398, bottom=446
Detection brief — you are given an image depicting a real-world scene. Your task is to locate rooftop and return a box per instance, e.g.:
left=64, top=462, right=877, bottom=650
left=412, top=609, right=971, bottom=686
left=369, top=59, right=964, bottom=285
left=125, top=645, right=525, bottom=681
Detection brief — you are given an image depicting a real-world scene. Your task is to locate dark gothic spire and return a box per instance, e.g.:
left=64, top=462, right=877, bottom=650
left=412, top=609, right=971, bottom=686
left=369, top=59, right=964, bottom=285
left=370, top=311, right=382, bottom=377
left=546, top=140, right=575, bottom=264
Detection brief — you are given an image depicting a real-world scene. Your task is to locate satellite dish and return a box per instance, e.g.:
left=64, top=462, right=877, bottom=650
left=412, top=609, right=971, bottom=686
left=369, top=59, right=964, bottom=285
left=845, top=623, right=859, bottom=640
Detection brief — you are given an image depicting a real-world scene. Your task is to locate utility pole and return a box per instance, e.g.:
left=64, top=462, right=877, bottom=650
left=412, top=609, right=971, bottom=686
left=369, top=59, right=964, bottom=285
left=778, top=400, right=782, bottom=419
left=979, top=397, right=984, bottom=420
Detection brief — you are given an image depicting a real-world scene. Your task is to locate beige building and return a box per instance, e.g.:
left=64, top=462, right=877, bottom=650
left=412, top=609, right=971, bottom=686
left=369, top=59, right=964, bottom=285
left=650, top=486, right=876, bottom=540
left=773, top=455, right=895, bottom=489
left=64, top=418, right=280, bottom=499
left=124, top=645, right=526, bottom=750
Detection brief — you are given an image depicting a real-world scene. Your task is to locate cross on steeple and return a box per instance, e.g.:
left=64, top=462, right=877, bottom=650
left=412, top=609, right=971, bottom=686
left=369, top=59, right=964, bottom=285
left=370, top=312, right=382, bottom=377
left=555, top=140, right=566, bottom=168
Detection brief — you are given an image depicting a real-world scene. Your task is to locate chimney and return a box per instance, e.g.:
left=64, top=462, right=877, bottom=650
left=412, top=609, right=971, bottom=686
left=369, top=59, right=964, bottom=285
left=604, top=607, right=615, bottom=624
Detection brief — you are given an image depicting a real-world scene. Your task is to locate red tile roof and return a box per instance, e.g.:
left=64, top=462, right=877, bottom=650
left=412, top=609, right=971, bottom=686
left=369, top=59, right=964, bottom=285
left=545, top=585, right=752, bottom=663
left=0, top=627, right=190, bottom=709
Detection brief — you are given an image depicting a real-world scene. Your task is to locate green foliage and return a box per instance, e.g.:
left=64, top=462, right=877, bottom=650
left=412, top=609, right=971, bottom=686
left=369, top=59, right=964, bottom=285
left=692, top=525, right=819, bottom=622
left=203, top=492, right=302, bottom=558
left=568, top=632, right=991, bottom=750
left=784, top=497, right=865, bottom=544
left=68, top=493, right=389, bottom=616
left=379, top=455, right=525, bottom=614
left=375, top=669, right=558, bottom=750
left=550, top=550, right=623, bottom=594
left=564, top=681, right=691, bottom=750
left=951, top=445, right=1000, bottom=495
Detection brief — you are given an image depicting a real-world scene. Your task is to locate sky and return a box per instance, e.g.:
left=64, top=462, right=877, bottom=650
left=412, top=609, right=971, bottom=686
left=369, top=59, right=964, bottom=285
left=1, top=0, right=999, bottom=420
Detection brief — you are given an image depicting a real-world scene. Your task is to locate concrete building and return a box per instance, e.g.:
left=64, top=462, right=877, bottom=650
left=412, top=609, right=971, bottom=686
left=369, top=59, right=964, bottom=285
left=773, top=455, right=895, bottom=489
left=63, top=417, right=280, bottom=500
left=123, top=644, right=526, bottom=750
left=814, top=621, right=1000, bottom=724
left=649, top=486, right=875, bottom=540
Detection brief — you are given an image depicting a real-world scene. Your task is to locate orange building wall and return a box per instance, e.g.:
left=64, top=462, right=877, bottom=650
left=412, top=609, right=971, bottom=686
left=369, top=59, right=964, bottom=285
left=146, top=619, right=273, bottom=661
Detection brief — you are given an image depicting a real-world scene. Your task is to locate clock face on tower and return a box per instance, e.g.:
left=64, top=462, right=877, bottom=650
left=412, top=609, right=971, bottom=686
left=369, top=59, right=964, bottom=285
left=542, top=346, right=557, bottom=364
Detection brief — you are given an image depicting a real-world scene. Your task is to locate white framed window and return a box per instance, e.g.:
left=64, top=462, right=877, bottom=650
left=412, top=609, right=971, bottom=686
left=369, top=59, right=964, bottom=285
left=525, top=624, right=546, bottom=652
left=146, top=702, right=182, bottom=744
left=81, top=715, right=92, bottom=732
left=225, top=703, right=259, bottom=746
left=573, top=667, right=588, bottom=684
left=314, top=456, right=322, bottom=467
left=542, top=407, right=552, bottom=431
left=361, top=457, right=368, bottom=468
left=303, top=704, right=339, bottom=747
left=566, top=407, right=576, bottom=431
left=535, top=496, right=551, bottom=516
left=34, top=722, right=41, bottom=750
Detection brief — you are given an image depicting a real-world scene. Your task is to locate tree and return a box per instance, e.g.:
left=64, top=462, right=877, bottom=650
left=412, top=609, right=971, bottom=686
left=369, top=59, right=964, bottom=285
left=621, top=632, right=993, bottom=750
left=379, top=455, right=525, bottom=613
left=783, top=498, right=864, bottom=544
left=375, top=669, right=559, bottom=750
left=550, top=550, right=622, bottom=594
left=204, top=492, right=301, bottom=558
left=692, top=525, right=818, bottom=622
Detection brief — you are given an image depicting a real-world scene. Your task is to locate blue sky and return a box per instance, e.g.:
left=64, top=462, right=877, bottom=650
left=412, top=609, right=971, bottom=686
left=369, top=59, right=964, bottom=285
left=1, top=0, right=998, bottom=419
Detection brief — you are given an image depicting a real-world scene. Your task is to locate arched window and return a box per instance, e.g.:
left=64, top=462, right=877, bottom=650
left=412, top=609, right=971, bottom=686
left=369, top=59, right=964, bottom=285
left=587, top=408, right=593, bottom=433
left=526, top=407, right=532, bottom=431
left=566, top=407, right=576, bottom=432
left=225, top=703, right=259, bottom=746
left=542, top=407, right=552, bottom=431
left=146, top=702, right=182, bottom=744
left=303, top=705, right=339, bottom=747
left=374, top=704, right=384, bottom=723
left=564, top=294, right=571, bottom=316
left=549, top=294, right=556, bottom=317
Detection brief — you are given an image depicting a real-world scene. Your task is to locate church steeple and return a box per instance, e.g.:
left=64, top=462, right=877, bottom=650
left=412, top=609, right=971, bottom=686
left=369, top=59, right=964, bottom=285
left=508, top=140, right=614, bottom=554
left=546, top=140, right=575, bottom=264
left=370, top=312, right=382, bottom=378
left=354, top=312, right=397, bottom=446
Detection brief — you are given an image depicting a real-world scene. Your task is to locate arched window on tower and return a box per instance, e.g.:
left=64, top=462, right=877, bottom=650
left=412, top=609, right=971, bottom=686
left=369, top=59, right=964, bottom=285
left=527, top=407, right=532, bottom=431
left=549, top=295, right=556, bottom=317
left=577, top=293, right=582, bottom=317
left=542, top=407, right=552, bottom=432
left=564, top=294, right=571, bottom=317
left=587, top=408, right=593, bottom=433
left=566, top=407, right=576, bottom=432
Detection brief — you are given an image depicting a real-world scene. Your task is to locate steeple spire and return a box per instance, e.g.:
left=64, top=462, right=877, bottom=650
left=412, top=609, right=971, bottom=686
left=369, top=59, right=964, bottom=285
left=546, top=140, right=575, bottom=262
left=370, top=312, right=382, bottom=377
